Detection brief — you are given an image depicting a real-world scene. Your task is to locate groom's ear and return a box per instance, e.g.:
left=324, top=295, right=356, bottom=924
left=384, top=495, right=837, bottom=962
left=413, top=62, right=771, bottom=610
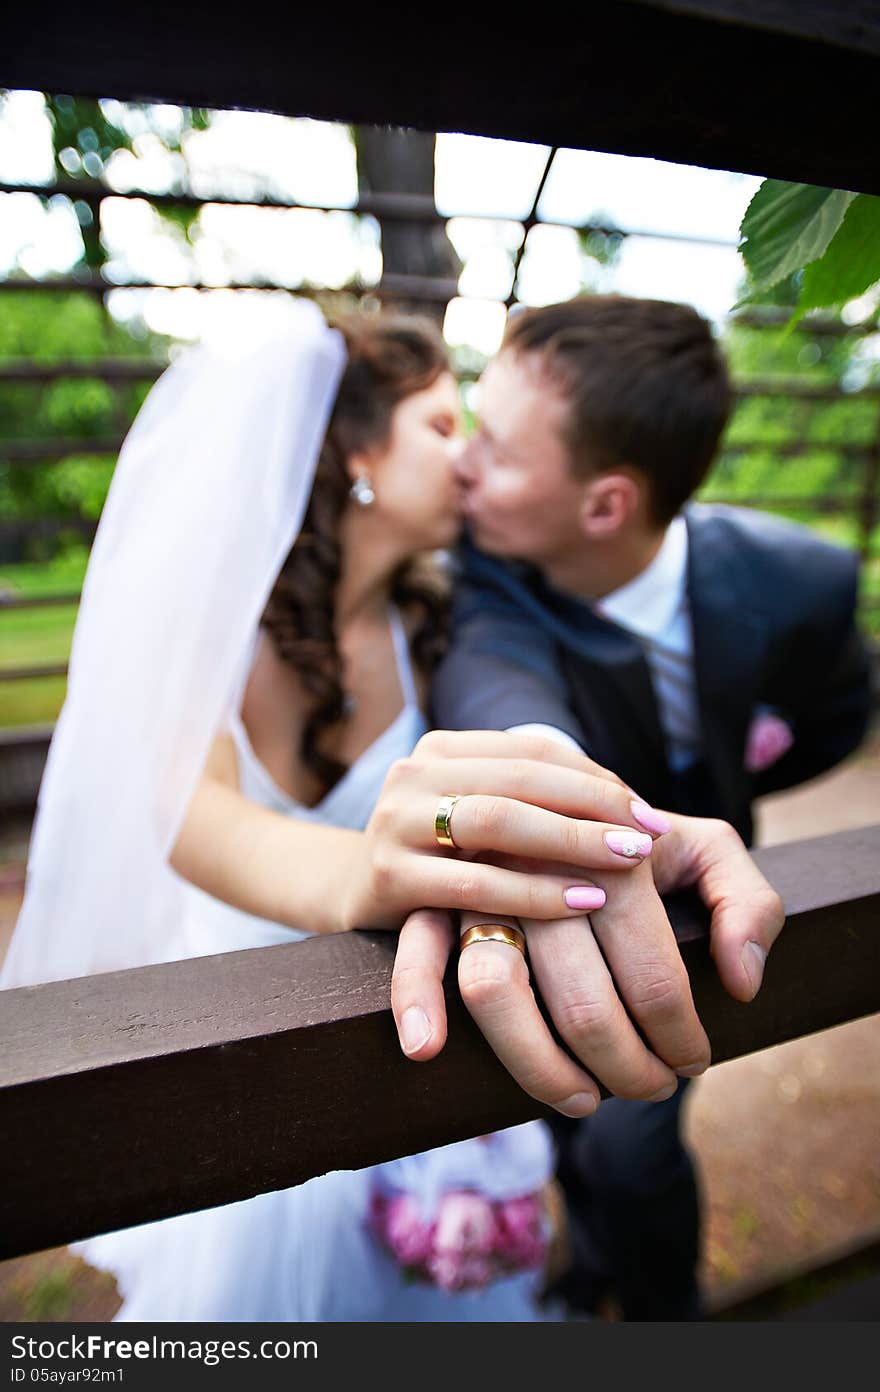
left=578, top=469, right=642, bottom=538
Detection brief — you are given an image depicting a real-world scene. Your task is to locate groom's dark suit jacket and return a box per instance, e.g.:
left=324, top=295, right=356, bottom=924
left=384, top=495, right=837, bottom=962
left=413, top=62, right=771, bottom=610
left=431, top=503, right=873, bottom=845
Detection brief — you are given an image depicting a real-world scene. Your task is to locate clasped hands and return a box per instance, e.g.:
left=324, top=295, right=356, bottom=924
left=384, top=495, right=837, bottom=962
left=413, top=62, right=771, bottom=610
left=345, top=730, right=784, bottom=1116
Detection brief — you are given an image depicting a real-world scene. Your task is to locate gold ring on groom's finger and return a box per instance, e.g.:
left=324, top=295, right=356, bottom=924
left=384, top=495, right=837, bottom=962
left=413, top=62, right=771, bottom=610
left=434, top=793, right=464, bottom=849
left=460, top=923, right=527, bottom=957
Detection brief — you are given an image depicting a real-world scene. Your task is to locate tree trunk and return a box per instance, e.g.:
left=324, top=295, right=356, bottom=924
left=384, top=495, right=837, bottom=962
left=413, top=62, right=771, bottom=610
left=354, top=127, right=460, bottom=320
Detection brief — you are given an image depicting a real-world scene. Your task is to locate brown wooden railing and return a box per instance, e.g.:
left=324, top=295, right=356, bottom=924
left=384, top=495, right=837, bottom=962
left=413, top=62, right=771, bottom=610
left=1, top=822, right=878, bottom=1263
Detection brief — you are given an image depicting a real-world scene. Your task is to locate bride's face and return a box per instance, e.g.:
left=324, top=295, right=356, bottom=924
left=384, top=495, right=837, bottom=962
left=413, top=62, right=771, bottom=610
left=361, top=371, right=465, bottom=549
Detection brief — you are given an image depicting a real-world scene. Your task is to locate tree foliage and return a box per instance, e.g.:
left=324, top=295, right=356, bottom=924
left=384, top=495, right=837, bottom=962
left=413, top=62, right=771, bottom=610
left=44, top=95, right=212, bottom=265
left=0, top=293, right=167, bottom=560
left=738, top=179, right=880, bottom=326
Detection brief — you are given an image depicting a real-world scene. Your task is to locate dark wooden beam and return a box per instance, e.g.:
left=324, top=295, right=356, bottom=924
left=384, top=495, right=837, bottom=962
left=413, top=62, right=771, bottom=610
left=0, top=273, right=460, bottom=304
left=0, top=593, right=80, bottom=609
left=2, top=3, right=879, bottom=193
left=1, top=823, right=878, bottom=1259
left=0, top=359, right=164, bottom=382
left=0, top=517, right=98, bottom=543
left=644, top=2, right=880, bottom=56
left=0, top=665, right=68, bottom=683
left=0, top=180, right=740, bottom=248
left=0, top=437, right=122, bottom=462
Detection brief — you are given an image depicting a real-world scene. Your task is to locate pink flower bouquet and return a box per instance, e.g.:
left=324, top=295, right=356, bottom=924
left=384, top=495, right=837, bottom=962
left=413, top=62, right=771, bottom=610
left=369, top=1186, right=549, bottom=1293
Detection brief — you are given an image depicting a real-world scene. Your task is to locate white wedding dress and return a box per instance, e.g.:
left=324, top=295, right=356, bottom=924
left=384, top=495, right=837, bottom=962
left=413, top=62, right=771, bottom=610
left=74, top=606, right=559, bottom=1322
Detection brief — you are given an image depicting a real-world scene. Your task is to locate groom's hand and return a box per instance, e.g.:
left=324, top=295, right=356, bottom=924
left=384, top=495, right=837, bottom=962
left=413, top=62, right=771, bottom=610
left=649, top=812, right=786, bottom=1003
left=391, top=813, right=784, bottom=1113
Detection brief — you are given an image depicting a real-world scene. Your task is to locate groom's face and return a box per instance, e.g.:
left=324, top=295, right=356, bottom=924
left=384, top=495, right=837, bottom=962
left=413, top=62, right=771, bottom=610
left=455, top=349, right=587, bottom=565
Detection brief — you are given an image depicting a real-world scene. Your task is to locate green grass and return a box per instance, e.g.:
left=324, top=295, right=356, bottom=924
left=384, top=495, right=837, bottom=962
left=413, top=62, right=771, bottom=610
left=0, top=605, right=77, bottom=665
left=0, top=675, right=68, bottom=726
left=0, top=549, right=88, bottom=598
left=0, top=554, right=82, bottom=725
left=0, top=605, right=74, bottom=724
left=20, top=1268, right=76, bottom=1321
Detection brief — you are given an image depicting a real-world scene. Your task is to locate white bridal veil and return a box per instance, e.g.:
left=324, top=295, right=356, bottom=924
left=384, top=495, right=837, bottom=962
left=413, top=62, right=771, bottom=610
left=1, top=299, right=346, bottom=988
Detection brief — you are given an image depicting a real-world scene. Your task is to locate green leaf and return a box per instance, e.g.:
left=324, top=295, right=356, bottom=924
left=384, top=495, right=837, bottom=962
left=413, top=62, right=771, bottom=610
left=738, top=180, right=856, bottom=296
left=796, top=194, right=880, bottom=318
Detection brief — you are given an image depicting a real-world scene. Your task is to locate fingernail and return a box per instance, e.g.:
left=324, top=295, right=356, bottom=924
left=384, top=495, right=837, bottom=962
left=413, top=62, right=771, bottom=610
left=400, top=1005, right=432, bottom=1055
left=647, top=1081, right=678, bottom=1102
left=604, top=830, right=653, bottom=859
left=554, top=1091, right=598, bottom=1118
left=676, top=1060, right=710, bottom=1078
left=741, top=941, right=767, bottom=997
left=630, top=799, right=673, bottom=836
left=563, top=886, right=607, bottom=911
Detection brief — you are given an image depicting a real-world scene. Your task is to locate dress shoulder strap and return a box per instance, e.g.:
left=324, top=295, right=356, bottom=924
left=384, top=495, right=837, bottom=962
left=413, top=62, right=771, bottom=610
left=389, top=604, right=419, bottom=709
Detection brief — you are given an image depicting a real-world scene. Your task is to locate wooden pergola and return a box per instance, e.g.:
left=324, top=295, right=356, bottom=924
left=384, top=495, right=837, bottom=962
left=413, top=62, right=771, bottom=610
left=5, top=2, right=880, bottom=195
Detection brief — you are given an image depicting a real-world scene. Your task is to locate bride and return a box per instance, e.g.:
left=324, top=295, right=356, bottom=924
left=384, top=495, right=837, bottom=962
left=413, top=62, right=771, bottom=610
left=2, top=299, right=668, bottom=1321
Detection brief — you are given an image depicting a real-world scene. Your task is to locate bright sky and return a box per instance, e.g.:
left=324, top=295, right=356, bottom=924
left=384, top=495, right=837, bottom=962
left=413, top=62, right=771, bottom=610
left=0, top=88, right=769, bottom=355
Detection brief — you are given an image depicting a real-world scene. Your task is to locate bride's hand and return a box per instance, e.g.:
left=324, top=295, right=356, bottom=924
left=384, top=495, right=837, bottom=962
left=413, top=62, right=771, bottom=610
left=390, top=811, right=783, bottom=1116
left=342, top=729, right=667, bottom=934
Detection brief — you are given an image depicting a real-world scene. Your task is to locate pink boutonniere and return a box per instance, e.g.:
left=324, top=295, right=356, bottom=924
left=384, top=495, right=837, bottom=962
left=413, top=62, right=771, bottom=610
left=745, top=709, right=795, bottom=773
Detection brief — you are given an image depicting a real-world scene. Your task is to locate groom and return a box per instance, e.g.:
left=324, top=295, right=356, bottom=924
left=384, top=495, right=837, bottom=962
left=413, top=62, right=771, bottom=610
left=430, top=294, right=873, bottom=1319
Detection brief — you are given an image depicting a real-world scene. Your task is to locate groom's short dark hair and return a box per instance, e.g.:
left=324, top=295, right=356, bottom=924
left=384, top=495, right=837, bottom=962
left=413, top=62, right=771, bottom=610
left=502, top=295, right=731, bottom=526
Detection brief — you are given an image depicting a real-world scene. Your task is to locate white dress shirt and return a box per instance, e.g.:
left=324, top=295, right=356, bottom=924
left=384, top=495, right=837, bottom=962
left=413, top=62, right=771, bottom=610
left=510, top=515, right=703, bottom=772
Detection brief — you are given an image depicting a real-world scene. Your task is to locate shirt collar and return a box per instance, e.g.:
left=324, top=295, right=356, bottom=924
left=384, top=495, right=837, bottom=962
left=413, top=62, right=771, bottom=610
left=594, top=514, right=689, bottom=640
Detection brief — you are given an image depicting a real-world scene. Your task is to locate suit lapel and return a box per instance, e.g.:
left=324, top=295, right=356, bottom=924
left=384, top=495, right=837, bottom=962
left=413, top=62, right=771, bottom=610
left=561, top=645, right=671, bottom=800
left=461, top=523, right=773, bottom=815
left=528, top=570, right=671, bottom=798
left=460, top=531, right=671, bottom=794
left=686, top=506, right=771, bottom=817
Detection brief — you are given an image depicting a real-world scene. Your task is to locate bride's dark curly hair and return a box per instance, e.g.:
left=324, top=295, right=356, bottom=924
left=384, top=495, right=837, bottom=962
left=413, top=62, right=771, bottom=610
left=260, top=309, right=453, bottom=798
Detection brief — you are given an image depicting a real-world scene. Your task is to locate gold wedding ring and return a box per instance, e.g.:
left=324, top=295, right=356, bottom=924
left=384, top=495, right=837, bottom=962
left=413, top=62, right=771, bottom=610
left=460, top=923, right=527, bottom=957
left=434, top=793, right=463, bottom=849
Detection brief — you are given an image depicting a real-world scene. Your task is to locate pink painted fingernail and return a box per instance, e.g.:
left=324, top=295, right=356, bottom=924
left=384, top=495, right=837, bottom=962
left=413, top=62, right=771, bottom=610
left=400, top=1006, right=432, bottom=1055
left=563, top=886, right=607, bottom=911
left=604, top=830, right=653, bottom=859
left=630, top=800, right=673, bottom=836
left=554, top=1092, right=598, bottom=1118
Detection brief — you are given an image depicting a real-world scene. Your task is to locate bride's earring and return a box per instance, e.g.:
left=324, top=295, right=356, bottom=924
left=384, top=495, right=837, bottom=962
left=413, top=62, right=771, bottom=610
left=350, top=474, right=375, bottom=508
